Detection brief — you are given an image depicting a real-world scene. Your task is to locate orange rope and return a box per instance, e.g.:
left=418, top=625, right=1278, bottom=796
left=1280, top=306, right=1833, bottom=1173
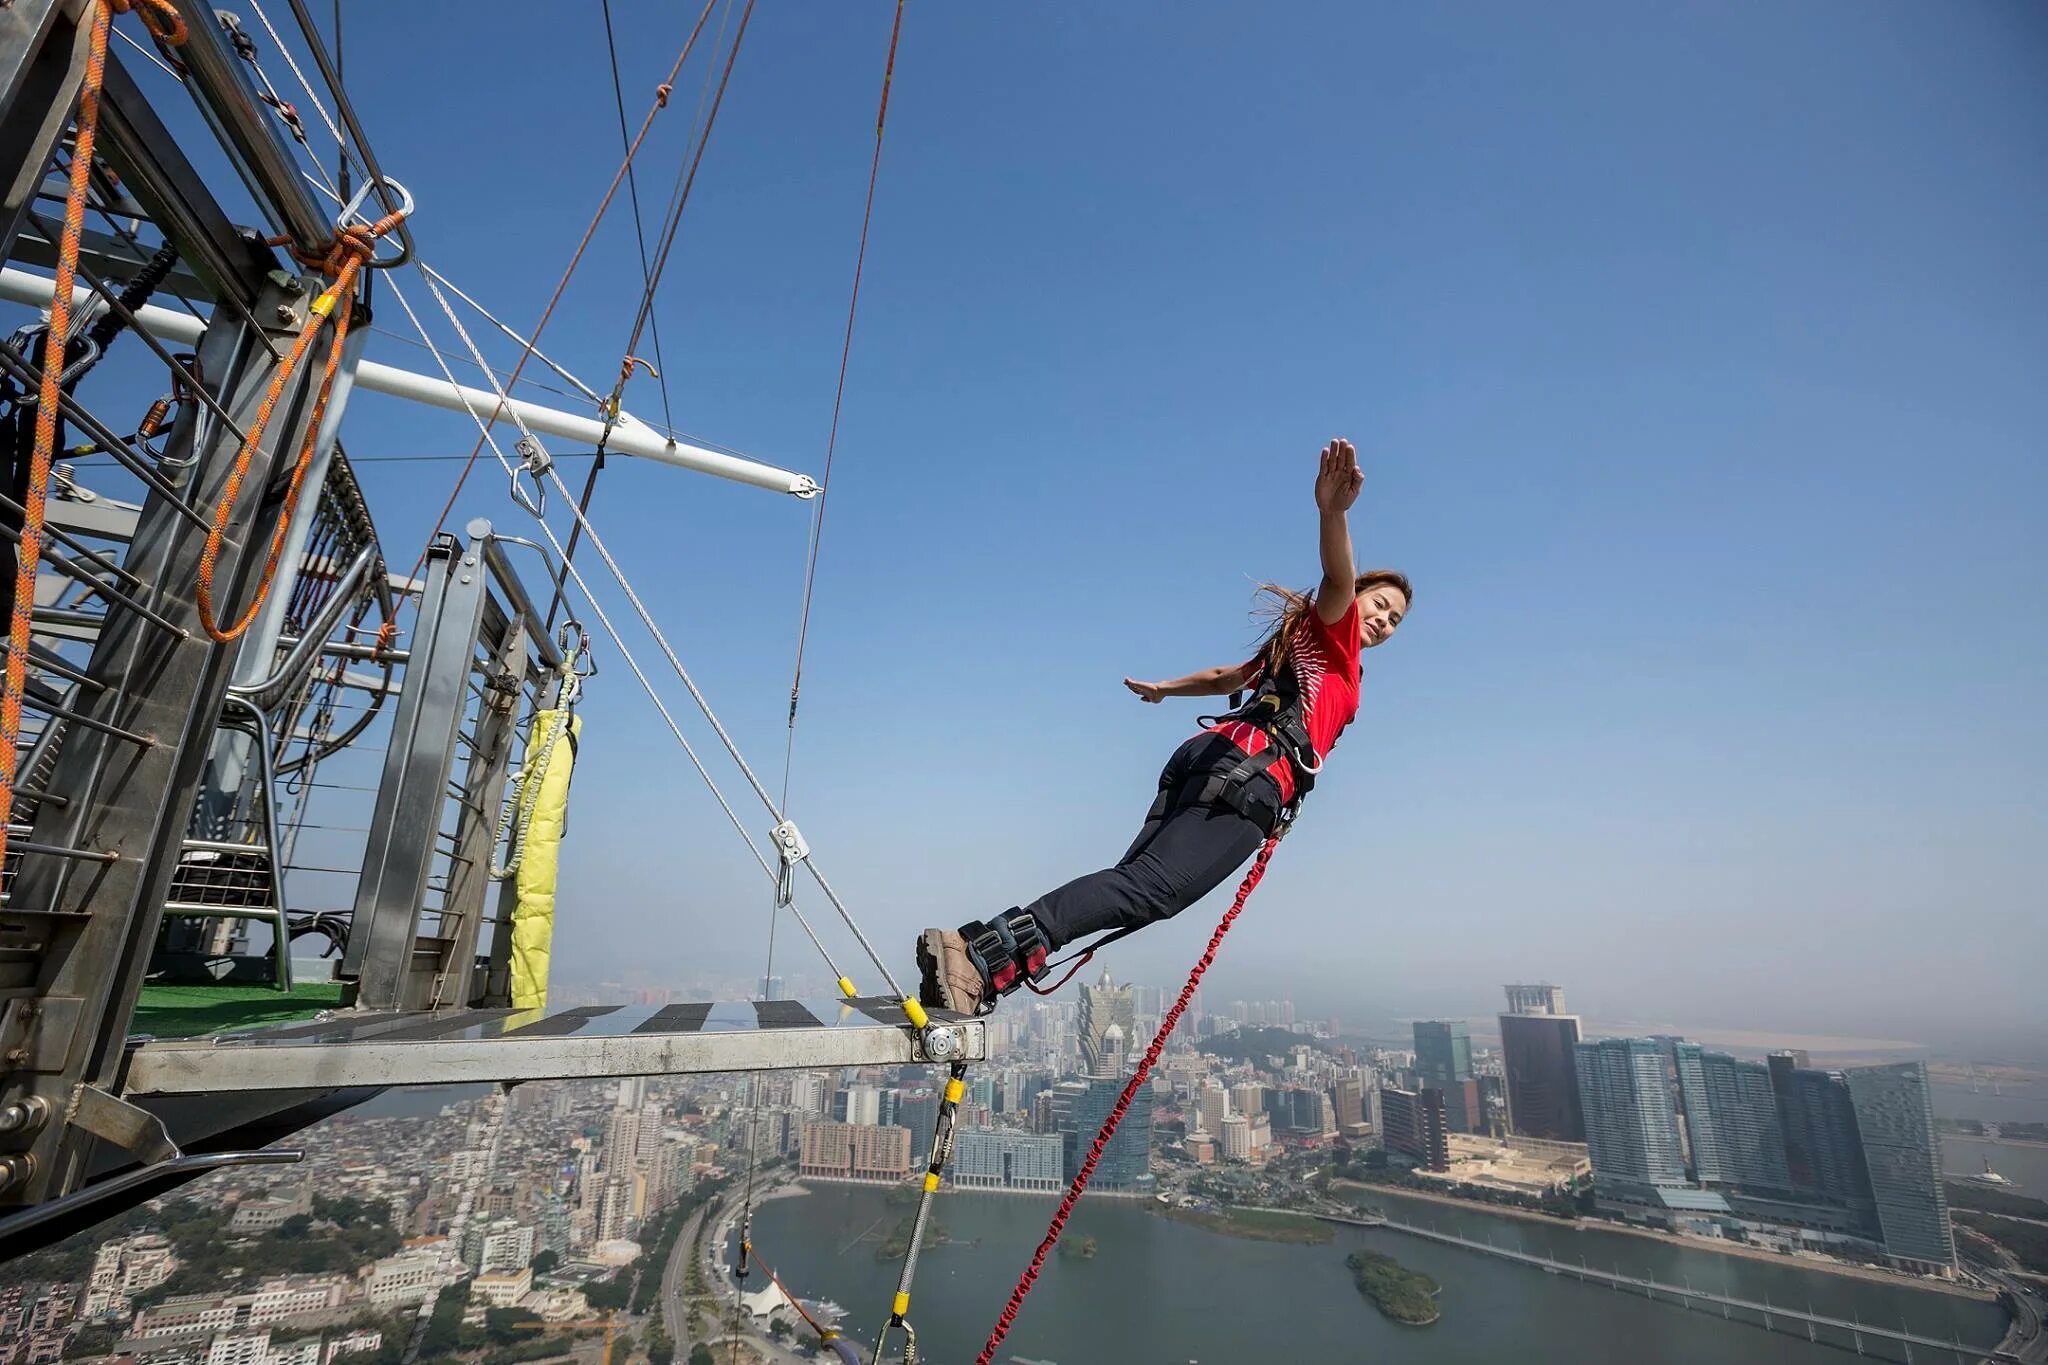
left=193, top=209, right=403, bottom=643
left=0, top=0, right=185, bottom=871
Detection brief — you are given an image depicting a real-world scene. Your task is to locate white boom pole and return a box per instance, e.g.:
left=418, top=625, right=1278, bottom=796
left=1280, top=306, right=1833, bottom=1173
left=0, top=267, right=818, bottom=498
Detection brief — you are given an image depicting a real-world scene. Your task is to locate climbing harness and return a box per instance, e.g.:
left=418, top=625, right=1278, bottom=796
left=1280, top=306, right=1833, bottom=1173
left=974, top=837, right=1285, bottom=1365
left=0, top=0, right=187, bottom=873
left=1196, top=656, right=1323, bottom=822
left=874, top=1060, right=969, bottom=1365
left=195, top=179, right=413, bottom=642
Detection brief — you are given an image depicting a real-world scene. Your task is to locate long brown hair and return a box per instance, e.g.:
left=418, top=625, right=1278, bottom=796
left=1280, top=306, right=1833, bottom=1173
left=1250, top=569, right=1413, bottom=676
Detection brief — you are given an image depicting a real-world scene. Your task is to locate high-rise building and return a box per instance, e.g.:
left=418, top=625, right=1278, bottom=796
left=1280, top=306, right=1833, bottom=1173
left=1079, top=968, right=1136, bottom=1077
left=843, top=1085, right=883, bottom=1128
left=1503, top=983, right=1567, bottom=1016
left=1413, top=1020, right=1474, bottom=1091
left=1499, top=1001, right=1584, bottom=1142
left=1575, top=1039, right=1685, bottom=1191
left=952, top=1129, right=1063, bottom=1192
left=1331, top=1077, right=1367, bottom=1131
left=1220, top=1112, right=1251, bottom=1162
left=1195, top=1080, right=1230, bottom=1137
left=1230, top=1083, right=1265, bottom=1121
left=1675, top=1045, right=1792, bottom=1192
left=798, top=1122, right=915, bottom=1182
left=1844, top=1063, right=1953, bottom=1270
left=1770, top=1057, right=1871, bottom=1205
left=1066, top=1074, right=1153, bottom=1190
left=1379, top=1087, right=1450, bottom=1172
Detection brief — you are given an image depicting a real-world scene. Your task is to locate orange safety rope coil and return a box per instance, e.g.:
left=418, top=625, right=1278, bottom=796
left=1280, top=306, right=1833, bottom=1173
left=194, top=209, right=401, bottom=644
left=0, top=0, right=186, bottom=871
left=974, top=835, right=1282, bottom=1365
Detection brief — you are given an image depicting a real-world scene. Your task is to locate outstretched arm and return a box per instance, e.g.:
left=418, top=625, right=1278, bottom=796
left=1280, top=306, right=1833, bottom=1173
left=1124, top=659, right=1258, bottom=704
left=1313, top=437, right=1363, bottom=625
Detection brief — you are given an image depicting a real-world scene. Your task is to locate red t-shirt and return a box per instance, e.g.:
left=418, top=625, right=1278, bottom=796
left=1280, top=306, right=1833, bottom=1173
left=1207, top=601, right=1363, bottom=805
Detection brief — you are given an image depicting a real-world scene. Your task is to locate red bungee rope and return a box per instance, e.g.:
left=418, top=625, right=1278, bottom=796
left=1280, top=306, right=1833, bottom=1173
left=973, top=834, right=1283, bottom=1365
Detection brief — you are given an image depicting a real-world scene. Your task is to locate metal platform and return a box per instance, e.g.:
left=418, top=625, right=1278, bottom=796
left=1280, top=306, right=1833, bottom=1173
left=122, top=997, right=983, bottom=1095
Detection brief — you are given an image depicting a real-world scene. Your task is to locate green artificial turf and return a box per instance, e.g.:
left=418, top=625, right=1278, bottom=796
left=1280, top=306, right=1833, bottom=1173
left=131, top=980, right=346, bottom=1038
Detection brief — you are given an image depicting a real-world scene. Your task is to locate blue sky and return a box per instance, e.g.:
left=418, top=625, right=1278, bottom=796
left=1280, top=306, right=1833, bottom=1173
left=124, top=2, right=2046, bottom=1047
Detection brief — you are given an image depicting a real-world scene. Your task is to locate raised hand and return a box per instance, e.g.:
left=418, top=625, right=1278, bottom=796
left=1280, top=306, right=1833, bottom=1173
left=1313, top=437, right=1364, bottom=514
left=1123, top=677, right=1167, bottom=703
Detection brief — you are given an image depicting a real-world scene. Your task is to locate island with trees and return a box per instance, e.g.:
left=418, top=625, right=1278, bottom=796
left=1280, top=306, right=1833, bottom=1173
left=1346, top=1250, right=1441, bottom=1326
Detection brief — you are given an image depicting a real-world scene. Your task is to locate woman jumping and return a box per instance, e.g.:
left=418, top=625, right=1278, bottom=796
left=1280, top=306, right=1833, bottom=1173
left=917, top=438, right=1410, bottom=1015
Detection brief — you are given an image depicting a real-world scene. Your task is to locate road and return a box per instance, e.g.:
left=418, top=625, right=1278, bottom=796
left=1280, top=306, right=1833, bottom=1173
left=661, top=1187, right=812, bottom=1365
left=1973, top=1262, right=2047, bottom=1364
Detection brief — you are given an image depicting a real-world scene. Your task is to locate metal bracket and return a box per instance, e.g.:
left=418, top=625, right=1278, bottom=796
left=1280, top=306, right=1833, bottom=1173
left=915, top=1022, right=970, bottom=1064
left=68, top=1085, right=180, bottom=1165
left=0, top=996, right=82, bottom=1073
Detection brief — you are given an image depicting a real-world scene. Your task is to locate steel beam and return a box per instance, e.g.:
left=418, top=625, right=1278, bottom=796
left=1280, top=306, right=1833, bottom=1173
left=339, top=533, right=486, bottom=1010
left=0, top=0, right=85, bottom=267
left=2, top=269, right=359, bottom=1207
left=161, top=0, right=329, bottom=257
left=125, top=1008, right=987, bottom=1094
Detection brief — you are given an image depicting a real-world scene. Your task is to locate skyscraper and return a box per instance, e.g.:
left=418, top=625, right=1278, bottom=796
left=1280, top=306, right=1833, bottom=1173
left=1844, top=1063, right=1953, bottom=1270
left=1575, top=1038, right=1686, bottom=1191
left=1413, top=1020, right=1473, bottom=1091
left=1771, top=1059, right=1872, bottom=1206
left=1379, top=1087, right=1450, bottom=1173
left=1499, top=985, right=1584, bottom=1141
left=1415, top=1020, right=1479, bottom=1133
left=1503, top=983, right=1567, bottom=1015
left=1067, top=1073, right=1153, bottom=1190
left=1676, top=1045, right=1793, bottom=1192
left=1079, top=968, right=1136, bottom=1077
left=952, top=1129, right=1063, bottom=1192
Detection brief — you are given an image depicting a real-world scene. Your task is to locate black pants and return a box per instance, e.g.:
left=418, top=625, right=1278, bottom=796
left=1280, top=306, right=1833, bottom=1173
left=1021, top=733, right=1279, bottom=951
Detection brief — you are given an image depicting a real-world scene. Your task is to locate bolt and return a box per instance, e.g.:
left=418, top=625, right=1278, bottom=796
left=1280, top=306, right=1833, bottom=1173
left=0, top=1096, right=49, bottom=1136
left=0, top=1151, right=36, bottom=1195
left=275, top=303, right=297, bottom=324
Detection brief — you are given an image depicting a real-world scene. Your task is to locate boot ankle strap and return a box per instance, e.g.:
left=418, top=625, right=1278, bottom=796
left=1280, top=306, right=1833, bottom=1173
left=960, top=912, right=1050, bottom=997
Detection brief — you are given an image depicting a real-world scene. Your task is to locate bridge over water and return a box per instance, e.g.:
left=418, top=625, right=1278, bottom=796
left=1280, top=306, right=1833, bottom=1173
left=1304, top=1208, right=2016, bottom=1363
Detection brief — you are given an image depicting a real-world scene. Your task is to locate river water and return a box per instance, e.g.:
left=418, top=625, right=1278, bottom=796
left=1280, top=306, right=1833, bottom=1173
left=742, top=1184, right=2007, bottom=1365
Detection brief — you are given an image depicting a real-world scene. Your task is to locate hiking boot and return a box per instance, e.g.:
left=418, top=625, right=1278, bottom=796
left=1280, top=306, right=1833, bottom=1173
left=918, top=928, right=985, bottom=1015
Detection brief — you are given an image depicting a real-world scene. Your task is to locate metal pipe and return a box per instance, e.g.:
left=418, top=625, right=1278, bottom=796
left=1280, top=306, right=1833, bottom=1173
left=0, top=268, right=818, bottom=498
left=164, top=0, right=329, bottom=254
left=272, top=638, right=408, bottom=665
left=0, top=1149, right=303, bottom=1243
left=230, top=542, right=375, bottom=711
left=220, top=693, right=294, bottom=990
left=480, top=531, right=564, bottom=670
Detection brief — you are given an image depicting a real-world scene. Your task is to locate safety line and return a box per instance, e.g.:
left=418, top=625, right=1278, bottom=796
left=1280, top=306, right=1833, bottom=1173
left=598, top=0, right=675, bottom=436
left=974, top=836, right=1283, bottom=1364
left=403, top=0, right=724, bottom=582
left=243, top=0, right=907, bottom=1012
left=373, top=263, right=853, bottom=994
left=611, top=0, right=754, bottom=385
left=784, top=0, right=907, bottom=746
left=0, top=0, right=187, bottom=875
